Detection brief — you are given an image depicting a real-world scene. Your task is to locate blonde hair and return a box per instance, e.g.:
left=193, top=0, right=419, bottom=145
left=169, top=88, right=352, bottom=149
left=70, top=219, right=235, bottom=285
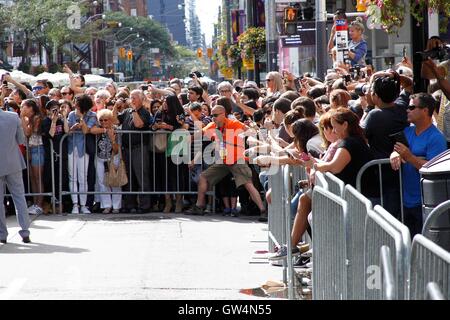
left=266, top=71, right=285, bottom=94
left=97, top=108, right=113, bottom=121
left=350, top=17, right=365, bottom=34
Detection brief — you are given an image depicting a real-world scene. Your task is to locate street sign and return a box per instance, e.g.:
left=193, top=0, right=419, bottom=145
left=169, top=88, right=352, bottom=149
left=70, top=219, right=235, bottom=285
left=335, top=19, right=349, bottom=64
left=281, top=22, right=316, bottom=47
left=150, top=48, right=160, bottom=54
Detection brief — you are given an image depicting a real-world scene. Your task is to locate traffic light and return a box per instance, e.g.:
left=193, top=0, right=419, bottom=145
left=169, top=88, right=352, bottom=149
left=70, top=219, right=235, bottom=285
left=119, top=47, right=126, bottom=59
left=127, top=50, right=133, bottom=61
left=197, top=48, right=203, bottom=58
left=207, top=48, right=213, bottom=59
left=356, top=0, right=367, bottom=12
left=284, top=7, right=298, bottom=36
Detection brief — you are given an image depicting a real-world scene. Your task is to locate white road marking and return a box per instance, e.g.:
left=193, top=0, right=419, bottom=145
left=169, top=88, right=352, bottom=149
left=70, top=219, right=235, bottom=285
left=0, top=278, right=27, bottom=300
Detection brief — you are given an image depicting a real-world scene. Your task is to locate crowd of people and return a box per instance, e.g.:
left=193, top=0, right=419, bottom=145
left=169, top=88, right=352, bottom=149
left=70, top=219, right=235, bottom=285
left=1, top=35, right=449, bottom=253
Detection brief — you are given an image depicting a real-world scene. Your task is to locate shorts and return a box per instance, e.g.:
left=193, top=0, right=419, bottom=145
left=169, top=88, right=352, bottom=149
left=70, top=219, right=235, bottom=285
left=29, top=145, right=45, bottom=166
left=201, top=164, right=253, bottom=188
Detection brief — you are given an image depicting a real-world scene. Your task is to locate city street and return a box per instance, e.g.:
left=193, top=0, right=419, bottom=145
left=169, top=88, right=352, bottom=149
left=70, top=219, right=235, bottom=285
left=0, top=213, right=283, bottom=300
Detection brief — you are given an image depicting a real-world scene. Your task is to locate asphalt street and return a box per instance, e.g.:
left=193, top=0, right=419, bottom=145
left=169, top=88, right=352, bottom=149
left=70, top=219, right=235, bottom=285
left=0, top=212, right=284, bottom=300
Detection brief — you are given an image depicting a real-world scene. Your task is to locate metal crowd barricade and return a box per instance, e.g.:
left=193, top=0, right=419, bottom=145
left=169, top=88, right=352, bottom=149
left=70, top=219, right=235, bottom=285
left=426, top=282, right=445, bottom=300
left=364, top=206, right=411, bottom=300
left=312, top=185, right=349, bottom=300
left=409, top=234, right=450, bottom=300
left=283, top=165, right=295, bottom=299
left=324, top=172, right=345, bottom=197
left=343, top=185, right=373, bottom=300
left=314, top=171, right=329, bottom=191
left=356, top=158, right=405, bottom=223
left=267, top=165, right=285, bottom=252
left=58, top=130, right=215, bottom=214
left=5, top=139, right=56, bottom=215
left=380, top=245, right=395, bottom=300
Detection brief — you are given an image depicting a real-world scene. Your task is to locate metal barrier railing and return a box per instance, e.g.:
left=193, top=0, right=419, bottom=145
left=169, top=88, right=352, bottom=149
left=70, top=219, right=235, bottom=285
left=343, top=184, right=373, bottom=300
left=410, top=234, right=450, bottom=300
left=57, top=130, right=216, bottom=214
left=268, top=166, right=285, bottom=252
left=380, top=245, right=395, bottom=300
left=283, top=165, right=295, bottom=299
left=426, top=282, right=445, bottom=300
left=364, top=206, right=411, bottom=300
left=314, top=171, right=329, bottom=191
left=324, top=172, right=345, bottom=198
left=4, top=139, right=56, bottom=215
left=356, top=158, right=405, bottom=223
left=312, top=185, right=349, bottom=300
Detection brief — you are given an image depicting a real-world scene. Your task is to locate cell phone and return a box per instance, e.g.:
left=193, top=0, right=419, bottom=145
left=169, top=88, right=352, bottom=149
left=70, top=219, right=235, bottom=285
left=300, top=152, right=311, bottom=161
left=141, top=85, right=148, bottom=91
left=294, top=78, right=302, bottom=91
left=402, top=46, right=407, bottom=58
left=389, top=131, right=409, bottom=148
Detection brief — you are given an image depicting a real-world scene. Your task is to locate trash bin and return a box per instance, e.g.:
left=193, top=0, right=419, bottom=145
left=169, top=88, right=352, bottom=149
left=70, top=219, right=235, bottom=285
left=420, top=149, right=450, bottom=249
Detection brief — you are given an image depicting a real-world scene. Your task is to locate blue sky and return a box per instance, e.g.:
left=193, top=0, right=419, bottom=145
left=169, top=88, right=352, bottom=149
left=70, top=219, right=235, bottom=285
left=195, top=0, right=221, bottom=46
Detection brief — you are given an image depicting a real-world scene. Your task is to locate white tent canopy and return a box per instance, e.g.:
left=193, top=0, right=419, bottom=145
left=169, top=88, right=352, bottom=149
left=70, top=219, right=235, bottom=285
left=10, top=70, right=36, bottom=83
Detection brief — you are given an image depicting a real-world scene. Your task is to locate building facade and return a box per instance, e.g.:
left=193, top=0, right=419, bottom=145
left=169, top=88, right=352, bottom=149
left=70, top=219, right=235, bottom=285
left=147, top=0, right=187, bottom=46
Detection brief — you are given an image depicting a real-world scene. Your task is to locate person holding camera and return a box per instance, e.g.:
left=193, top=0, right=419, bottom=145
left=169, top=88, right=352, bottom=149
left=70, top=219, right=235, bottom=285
left=361, top=69, right=412, bottom=218
left=114, top=90, right=152, bottom=213
left=67, top=94, right=98, bottom=214
left=41, top=100, right=70, bottom=213
left=152, top=94, right=187, bottom=213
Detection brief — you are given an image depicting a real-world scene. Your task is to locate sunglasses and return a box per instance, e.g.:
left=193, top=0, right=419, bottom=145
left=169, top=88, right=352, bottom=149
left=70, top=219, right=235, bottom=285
left=408, top=104, right=423, bottom=111
left=99, top=118, right=110, bottom=122
left=265, top=79, right=272, bottom=82
left=32, top=86, right=44, bottom=91
left=61, top=92, right=71, bottom=96
left=211, top=113, right=223, bottom=118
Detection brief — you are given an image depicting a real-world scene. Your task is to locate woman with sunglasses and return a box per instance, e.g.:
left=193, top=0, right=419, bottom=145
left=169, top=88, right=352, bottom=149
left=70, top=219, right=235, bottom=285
left=265, top=71, right=285, bottom=98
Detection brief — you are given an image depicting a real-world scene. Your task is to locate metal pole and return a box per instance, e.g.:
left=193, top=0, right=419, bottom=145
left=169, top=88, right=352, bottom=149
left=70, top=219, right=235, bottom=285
left=265, top=0, right=278, bottom=72
left=315, top=0, right=328, bottom=80
left=246, top=0, right=255, bottom=81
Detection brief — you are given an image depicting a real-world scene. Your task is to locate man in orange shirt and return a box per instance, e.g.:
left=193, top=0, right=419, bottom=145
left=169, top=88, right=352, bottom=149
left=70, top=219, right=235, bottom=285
left=188, top=105, right=267, bottom=218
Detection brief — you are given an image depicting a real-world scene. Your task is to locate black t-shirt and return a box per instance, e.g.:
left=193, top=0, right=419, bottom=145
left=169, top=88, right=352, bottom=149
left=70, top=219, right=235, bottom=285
left=362, top=91, right=410, bottom=159
left=117, top=107, right=152, bottom=148
left=41, top=117, right=67, bottom=157
left=336, top=136, right=376, bottom=196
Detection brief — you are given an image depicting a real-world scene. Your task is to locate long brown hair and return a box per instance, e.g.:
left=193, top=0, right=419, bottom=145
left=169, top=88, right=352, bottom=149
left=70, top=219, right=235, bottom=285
left=22, top=99, right=42, bottom=134
left=331, top=107, right=365, bottom=141
left=318, top=111, right=333, bottom=149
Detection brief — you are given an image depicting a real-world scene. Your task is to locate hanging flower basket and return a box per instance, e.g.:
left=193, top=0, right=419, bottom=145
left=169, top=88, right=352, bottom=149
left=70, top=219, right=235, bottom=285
left=238, top=27, right=266, bottom=60
left=227, top=44, right=242, bottom=69
left=366, top=0, right=450, bottom=33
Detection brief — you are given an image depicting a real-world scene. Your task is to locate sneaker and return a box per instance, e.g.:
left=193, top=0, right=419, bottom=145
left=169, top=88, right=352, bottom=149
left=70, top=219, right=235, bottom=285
left=205, top=204, right=213, bottom=213
left=268, top=245, right=300, bottom=261
left=102, top=208, right=112, bottom=214
left=34, top=206, right=44, bottom=215
left=231, top=208, right=239, bottom=217
left=258, top=209, right=268, bottom=222
left=222, top=208, right=231, bottom=216
left=293, top=255, right=311, bottom=268
left=80, top=206, right=91, bottom=214
left=28, top=205, right=38, bottom=215
left=301, top=249, right=313, bottom=258
left=185, top=205, right=205, bottom=216
left=71, top=205, right=79, bottom=214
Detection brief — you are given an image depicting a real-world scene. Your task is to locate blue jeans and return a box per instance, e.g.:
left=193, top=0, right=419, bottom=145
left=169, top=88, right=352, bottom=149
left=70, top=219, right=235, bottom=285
left=29, top=145, right=45, bottom=166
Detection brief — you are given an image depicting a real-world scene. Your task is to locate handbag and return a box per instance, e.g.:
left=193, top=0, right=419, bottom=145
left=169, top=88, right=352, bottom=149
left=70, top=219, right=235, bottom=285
left=152, top=131, right=168, bottom=153
left=105, top=149, right=128, bottom=187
